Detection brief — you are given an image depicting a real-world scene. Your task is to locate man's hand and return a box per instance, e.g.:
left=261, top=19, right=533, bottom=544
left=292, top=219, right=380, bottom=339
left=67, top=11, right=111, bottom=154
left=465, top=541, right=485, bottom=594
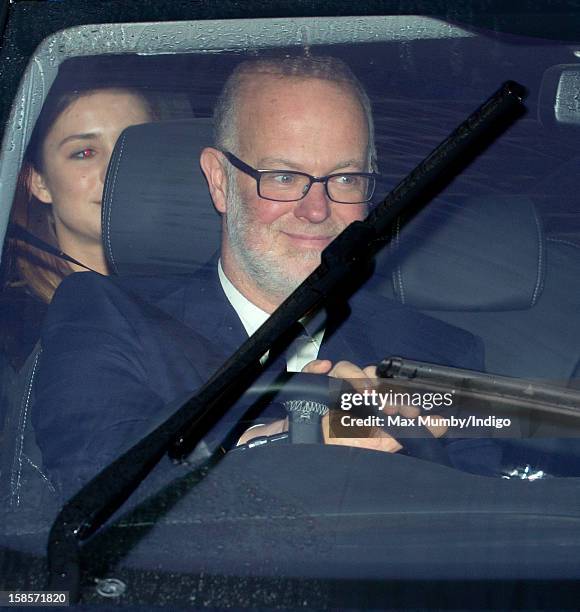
left=304, top=359, right=448, bottom=440
left=236, top=359, right=447, bottom=448
left=236, top=414, right=402, bottom=452
left=299, top=359, right=399, bottom=451
left=236, top=418, right=288, bottom=445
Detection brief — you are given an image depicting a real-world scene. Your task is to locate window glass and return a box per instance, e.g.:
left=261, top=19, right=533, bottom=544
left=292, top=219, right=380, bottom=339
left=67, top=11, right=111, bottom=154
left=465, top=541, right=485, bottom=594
left=1, top=15, right=580, bottom=605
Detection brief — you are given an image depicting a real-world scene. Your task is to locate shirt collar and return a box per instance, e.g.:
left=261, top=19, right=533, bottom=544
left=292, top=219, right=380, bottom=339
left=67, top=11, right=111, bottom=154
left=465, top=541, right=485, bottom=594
left=218, top=259, right=269, bottom=337
left=218, top=259, right=326, bottom=338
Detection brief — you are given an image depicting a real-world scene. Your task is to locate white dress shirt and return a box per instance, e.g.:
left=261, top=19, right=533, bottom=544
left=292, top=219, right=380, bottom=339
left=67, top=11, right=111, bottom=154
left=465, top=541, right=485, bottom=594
left=218, top=260, right=325, bottom=372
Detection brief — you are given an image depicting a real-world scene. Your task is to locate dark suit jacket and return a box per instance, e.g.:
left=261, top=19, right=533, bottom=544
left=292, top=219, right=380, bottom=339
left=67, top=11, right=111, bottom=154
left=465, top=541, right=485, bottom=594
left=33, top=261, right=494, bottom=503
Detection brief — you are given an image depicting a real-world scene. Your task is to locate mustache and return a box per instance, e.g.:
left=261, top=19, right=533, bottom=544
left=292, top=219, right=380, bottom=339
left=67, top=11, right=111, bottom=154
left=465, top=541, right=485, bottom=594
left=271, top=220, right=347, bottom=237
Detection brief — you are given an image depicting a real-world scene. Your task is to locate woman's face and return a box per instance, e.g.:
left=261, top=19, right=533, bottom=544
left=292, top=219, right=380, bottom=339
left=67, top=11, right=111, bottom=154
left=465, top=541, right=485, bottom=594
left=29, top=89, right=153, bottom=251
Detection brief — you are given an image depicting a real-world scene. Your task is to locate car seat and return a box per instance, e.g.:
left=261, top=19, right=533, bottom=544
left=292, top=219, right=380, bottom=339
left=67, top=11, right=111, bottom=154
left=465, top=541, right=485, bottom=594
left=370, top=194, right=580, bottom=382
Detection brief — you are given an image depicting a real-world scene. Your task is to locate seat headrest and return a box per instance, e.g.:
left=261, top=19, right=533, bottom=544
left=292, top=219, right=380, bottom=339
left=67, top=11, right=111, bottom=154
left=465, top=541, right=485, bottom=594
left=103, top=121, right=546, bottom=312
left=102, top=119, right=220, bottom=276
left=373, top=195, right=546, bottom=310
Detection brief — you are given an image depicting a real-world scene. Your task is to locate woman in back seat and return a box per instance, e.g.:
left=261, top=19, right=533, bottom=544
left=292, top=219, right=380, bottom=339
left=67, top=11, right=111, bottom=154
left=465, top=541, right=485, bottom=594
left=0, top=80, right=156, bottom=375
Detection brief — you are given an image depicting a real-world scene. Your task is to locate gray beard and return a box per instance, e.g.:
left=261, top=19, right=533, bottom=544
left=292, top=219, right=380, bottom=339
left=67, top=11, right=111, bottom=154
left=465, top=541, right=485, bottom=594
left=225, top=177, right=319, bottom=301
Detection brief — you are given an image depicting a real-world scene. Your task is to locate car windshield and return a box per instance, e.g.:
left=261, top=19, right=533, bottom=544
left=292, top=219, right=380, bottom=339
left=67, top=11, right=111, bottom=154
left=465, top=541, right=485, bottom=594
left=1, top=13, right=580, bottom=608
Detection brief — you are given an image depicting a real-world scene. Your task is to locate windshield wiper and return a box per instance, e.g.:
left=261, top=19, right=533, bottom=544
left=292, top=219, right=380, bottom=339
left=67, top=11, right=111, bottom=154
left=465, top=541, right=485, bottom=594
left=379, top=357, right=580, bottom=419
left=46, top=81, right=526, bottom=601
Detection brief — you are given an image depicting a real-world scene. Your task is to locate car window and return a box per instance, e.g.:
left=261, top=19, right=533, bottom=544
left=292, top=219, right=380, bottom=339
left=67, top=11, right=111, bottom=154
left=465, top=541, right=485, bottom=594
left=1, top=13, right=580, bottom=608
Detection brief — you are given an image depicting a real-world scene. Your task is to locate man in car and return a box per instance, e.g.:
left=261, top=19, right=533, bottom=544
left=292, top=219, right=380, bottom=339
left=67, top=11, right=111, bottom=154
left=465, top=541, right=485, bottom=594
left=32, top=56, right=499, bottom=504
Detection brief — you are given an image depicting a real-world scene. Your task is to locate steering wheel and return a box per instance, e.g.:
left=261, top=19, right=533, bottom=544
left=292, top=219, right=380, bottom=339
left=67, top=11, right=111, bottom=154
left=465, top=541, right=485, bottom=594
left=237, top=372, right=452, bottom=467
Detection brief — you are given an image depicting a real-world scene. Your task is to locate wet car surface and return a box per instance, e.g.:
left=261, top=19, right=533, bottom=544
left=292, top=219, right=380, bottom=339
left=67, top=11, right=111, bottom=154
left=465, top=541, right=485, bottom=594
left=1, top=2, right=580, bottom=608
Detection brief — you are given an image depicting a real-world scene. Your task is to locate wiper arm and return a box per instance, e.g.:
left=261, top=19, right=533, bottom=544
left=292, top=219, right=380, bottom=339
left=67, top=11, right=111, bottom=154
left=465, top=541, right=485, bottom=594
left=379, top=357, right=580, bottom=420
left=47, top=81, right=526, bottom=600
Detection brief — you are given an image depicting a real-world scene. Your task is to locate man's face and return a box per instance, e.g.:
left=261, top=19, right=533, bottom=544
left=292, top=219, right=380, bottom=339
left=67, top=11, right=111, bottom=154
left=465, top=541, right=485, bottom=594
left=220, top=75, right=369, bottom=311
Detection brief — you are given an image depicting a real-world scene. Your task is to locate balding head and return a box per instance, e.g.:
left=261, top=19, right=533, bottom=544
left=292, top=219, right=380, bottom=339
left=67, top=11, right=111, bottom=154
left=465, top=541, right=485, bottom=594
left=213, top=56, right=376, bottom=173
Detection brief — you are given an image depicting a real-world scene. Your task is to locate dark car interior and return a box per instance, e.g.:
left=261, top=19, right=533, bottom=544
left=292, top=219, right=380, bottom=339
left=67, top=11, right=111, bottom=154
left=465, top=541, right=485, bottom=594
left=2, top=20, right=580, bottom=606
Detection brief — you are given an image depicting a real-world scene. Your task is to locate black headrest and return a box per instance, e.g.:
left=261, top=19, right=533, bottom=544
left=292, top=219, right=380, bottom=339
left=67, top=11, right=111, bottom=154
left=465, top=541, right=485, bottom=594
left=373, top=195, right=546, bottom=311
left=103, top=120, right=546, bottom=311
left=102, top=119, right=220, bottom=275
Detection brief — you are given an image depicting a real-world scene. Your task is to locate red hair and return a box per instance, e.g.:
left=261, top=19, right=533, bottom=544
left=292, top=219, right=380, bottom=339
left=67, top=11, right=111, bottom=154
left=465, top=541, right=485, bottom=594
left=5, top=86, right=156, bottom=302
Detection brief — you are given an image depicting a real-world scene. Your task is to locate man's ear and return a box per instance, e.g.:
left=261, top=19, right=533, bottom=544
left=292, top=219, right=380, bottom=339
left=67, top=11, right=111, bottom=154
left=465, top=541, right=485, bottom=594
left=28, top=167, right=53, bottom=204
left=200, top=147, right=228, bottom=214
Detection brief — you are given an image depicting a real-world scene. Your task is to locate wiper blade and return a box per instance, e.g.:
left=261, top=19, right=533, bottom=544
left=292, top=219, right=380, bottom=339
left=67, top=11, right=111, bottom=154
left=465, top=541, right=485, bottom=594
left=47, top=81, right=526, bottom=600
left=379, top=357, right=580, bottom=420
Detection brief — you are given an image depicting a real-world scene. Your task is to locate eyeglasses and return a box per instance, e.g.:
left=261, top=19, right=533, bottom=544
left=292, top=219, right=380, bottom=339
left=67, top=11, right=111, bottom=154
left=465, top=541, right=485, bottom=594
left=222, top=151, right=377, bottom=204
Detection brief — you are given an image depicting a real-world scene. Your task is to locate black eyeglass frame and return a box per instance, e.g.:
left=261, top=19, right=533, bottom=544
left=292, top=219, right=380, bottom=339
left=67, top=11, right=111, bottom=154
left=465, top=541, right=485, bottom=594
left=222, top=151, right=378, bottom=204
